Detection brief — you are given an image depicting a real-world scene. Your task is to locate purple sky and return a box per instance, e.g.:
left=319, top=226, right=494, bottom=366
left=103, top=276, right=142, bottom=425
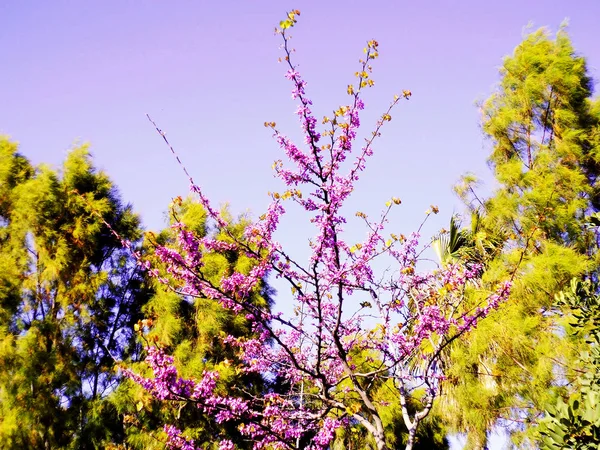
left=1, top=1, right=599, bottom=446
left=2, top=0, right=599, bottom=234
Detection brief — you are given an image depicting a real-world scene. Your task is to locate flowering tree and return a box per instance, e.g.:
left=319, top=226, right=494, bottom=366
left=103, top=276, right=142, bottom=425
left=124, top=11, right=512, bottom=450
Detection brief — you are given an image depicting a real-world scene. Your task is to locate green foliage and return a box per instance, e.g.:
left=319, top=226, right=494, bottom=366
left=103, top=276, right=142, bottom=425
left=432, top=211, right=505, bottom=267
left=0, top=138, right=33, bottom=326
left=540, top=393, right=600, bottom=449
left=538, top=279, right=600, bottom=449
left=442, top=26, right=600, bottom=447
left=325, top=344, right=448, bottom=450
left=332, top=387, right=449, bottom=450
left=0, top=137, right=150, bottom=449
left=481, top=26, right=597, bottom=247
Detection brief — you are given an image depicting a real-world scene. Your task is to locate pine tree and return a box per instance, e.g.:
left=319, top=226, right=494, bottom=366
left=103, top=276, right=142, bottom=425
left=0, top=137, right=151, bottom=449
left=112, top=198, right=274, bottom=449
left=440, top=27, right=600, bottom=447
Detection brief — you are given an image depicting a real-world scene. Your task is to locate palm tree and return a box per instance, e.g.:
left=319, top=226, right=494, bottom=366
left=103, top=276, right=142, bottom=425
left=430, top=212, right=507, bottom=450
left=432, top=212, right=504, bottom=267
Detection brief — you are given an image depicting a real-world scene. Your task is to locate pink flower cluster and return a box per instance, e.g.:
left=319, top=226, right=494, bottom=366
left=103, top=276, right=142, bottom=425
left=123, top=346, right=219, bottom=402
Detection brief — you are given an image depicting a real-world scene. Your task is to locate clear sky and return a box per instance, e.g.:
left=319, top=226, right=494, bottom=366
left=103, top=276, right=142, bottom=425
left=1, top=1, right=599, bottom=447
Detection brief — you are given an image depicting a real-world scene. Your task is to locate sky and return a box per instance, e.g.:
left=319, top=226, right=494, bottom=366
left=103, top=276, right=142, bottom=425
left=1, top=1, right=599, bottom=447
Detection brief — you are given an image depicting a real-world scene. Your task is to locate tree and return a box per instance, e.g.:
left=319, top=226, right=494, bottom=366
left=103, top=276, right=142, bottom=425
left=0, top=138, right=151, bottom=448
left=442, top=26, right=600, bottom=447
left=331, top=376, right=449, bottom=450
left=112, top=199, right=274, bottom=449
left=124, top=11, right=511, bottom=450
left=538, top=277, right=600, bottom=449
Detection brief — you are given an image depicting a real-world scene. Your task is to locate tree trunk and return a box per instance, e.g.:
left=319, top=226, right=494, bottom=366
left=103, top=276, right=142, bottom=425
left=405, top=425, right=417, bottom=450
left=374, top=432, right=388, bottom=450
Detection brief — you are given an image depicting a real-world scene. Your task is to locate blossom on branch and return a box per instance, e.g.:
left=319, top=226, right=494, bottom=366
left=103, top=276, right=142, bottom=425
left=125, top=11, right=512, bottom=450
